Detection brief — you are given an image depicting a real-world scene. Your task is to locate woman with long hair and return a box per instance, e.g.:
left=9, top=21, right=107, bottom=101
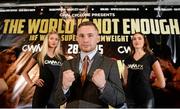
left=123, top=32, right=165, bottom=108
left=22, top=31, right=65, bottom=108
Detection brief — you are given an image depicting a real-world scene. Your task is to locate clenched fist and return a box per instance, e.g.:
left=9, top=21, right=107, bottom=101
left=92, top=69, right=106, bottom=89
left=62, top=70, right=75, bottom=90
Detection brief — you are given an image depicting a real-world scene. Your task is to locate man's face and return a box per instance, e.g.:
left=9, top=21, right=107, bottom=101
left=158, top=58, right=170, bottom=72
left=76, top=25, right=100, bottom=53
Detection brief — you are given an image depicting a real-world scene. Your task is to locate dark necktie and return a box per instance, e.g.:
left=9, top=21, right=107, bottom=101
left=81, top=56, right=89, bottom=86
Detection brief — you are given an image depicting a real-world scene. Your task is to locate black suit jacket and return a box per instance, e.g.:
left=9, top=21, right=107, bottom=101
left=55, top=52, right=125, bottom=108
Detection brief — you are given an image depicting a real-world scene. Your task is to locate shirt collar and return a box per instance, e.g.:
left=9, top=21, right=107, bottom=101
left=80, top=46, right=97, bottom=61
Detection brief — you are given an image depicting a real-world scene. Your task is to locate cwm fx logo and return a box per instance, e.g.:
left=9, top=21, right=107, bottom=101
left=22, top=44, right=42, bottom=53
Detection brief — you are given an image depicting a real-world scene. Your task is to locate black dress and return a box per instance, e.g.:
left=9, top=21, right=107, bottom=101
left=124, top=53, right=157, bottom=108
left=32, top=54, right=65, bottom=108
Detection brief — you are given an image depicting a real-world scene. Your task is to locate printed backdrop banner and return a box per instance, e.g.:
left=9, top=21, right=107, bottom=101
left=0, top=4, right=180, bottom=108
left=0, top=5, right=180, bottom=63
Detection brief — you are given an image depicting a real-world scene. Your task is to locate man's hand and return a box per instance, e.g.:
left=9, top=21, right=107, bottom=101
left=62, top=70, right=75, bottom=90
left=92, top=69, right=106, bottom=89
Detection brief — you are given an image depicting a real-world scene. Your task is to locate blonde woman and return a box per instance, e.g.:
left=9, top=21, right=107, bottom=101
left=22, top=31, right=65, bottom=108
left=123, top=32, right=165, bottom=108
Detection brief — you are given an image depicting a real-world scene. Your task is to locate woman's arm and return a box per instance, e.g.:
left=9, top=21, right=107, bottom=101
left=123, top=65, right=128, bottom=86
left=152, top=60, right=166, bottom=88
left=22, top=58, right=36, bottom=86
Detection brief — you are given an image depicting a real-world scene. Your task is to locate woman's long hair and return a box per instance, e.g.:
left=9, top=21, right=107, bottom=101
left=130, top=32, right=152, bottom=56
left=38, top=31, right=63, bottom=65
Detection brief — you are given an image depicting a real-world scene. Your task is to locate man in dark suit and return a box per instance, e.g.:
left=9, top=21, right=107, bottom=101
left=55, top=21, right=126, bottom=108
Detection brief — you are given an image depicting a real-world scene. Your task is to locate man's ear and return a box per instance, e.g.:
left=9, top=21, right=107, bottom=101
left=76, top=36, right=78, bottom=41
left=167, top=60, right=173, bottom=66
left=97, top=35, right=100, bottom=43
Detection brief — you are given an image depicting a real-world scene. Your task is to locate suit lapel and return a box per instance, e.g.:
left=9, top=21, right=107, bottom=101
left=71, top=54, right=81, bottom=78
left=75, top=54, right=80, bottom=73
left=87, top=52, right=103, bottom=81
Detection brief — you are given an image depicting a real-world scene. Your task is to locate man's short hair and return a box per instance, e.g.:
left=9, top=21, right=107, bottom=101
left=76, top=21, right=99, bottom=34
